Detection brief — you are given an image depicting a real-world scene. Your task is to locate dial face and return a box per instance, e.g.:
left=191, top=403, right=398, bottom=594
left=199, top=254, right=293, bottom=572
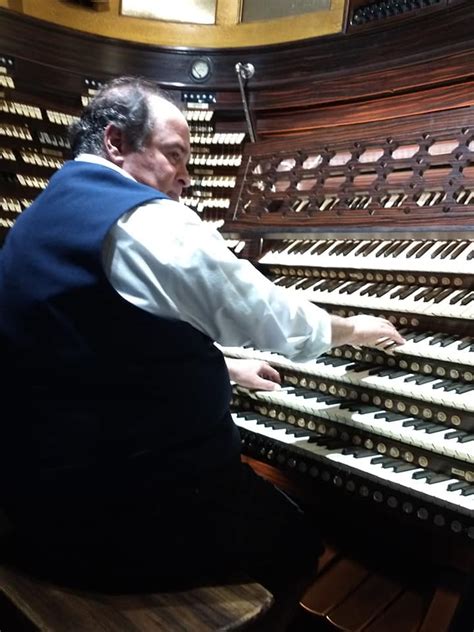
left=191, top=58, right=211, bottom=81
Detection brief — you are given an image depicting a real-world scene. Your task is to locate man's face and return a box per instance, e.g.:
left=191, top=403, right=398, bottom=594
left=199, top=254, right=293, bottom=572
left=120, top=97, right=191, bottom=201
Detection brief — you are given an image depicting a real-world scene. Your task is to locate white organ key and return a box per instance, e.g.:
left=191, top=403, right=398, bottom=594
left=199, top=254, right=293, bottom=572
left=285, top=277, right=474, bottom=320
left=233, top=412, right=474, bottom=512
left=245, top=389, right=474, bottom=463
left=399, top=333, right=474, bottom=366
left=228, top=346, right=473, bottom=412
left=249, top=386, right=344, bottom=417
left=260, top=238, right=474, bottom=275
left=343, top=364, right=473, bottom=411
left=231, top=412, right=332, bottom=457
left=326, top=452, right=474, bottom=511
left=232, top=412, right=309, bottom=445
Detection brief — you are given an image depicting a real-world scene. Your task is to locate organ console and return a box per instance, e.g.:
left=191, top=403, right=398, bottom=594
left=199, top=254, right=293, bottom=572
left=222, top=105, right=474, bottom=629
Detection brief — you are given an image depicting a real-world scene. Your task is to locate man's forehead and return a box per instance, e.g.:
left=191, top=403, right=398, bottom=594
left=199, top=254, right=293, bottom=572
left=149, top=95, right=186, bottom=124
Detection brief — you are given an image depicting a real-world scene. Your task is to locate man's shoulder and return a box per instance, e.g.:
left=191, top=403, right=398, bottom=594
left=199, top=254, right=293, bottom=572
left=57, top=160, right=167, bottom=197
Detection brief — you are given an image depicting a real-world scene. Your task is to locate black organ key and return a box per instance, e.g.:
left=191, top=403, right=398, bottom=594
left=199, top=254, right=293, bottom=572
left=413, top=331, right=432, bottom=342
left=421, top=287, right=443, bottom=302
left=432, top=288, right=455, bottom=303
left=430, top=241, right=451, bottom=259
left=353, top=241, right=374, bottom=255
left=347, top=448, right=375, bottom=458
left=392, top=241, right=412, bottom=256
left=446, top=480, right=471, bottom=492
left=404, top=241, right=426, bottom=257
left=387, top=369, right=408, bottom=380
left=458, top=435, right=474, bottom=444
left=413, top=241, right=435, bottom=258
left=438, top=335, right=461, bottom=347
left=432, top=380, right=453, bottom=390
left=456, top=383, right=474, bottom=394
left=460, top=291, right=474, bottom=305
left=450, top=240, right=470, bottom=258
left=393, top=462, right=419, bottom=473
left=391, top=285, right=418, bottom=299
left=374, top=411, right=411, bottom=422
left=375, top=283, right=398, bottom=297
left=360, top=283, right=379, bottom=296
left=362, top=241, right=383, bottom=256
left=449, top=289, right=471, bottom=304
left=285, top=241, right=301, bottom=255
left=444, top=430, right=466, bottom=439
left=375, top=242, right=395, bottom=257
left=414, top=287, right=433, bottom=302
left=424, top=424, right=450, bottom=434
left=443, top=382, right=462, bottom=392
left=428, top=332, right=446, bottom=345
left=416, top=375, right=438, bottom=385
left=381, top=458, right=403, bottom=469
left=327, top=241, right=347, bottom=255
left=412, top=470, right=433, bottom=481
left=296, top=278, right=317, bottom=290
left=262, top=421, right=288, bottom=430
left=345, top=281, right=368, bottom=294
left=295, top=240, right=313, bottom=254
left=439, top=241, right=460, bottom=259
left=343, top=240, right=360, bottom=255
left=370, top=455, right=387, bottom=464
left=277, top=276, right=298, bottom=288
left=402, top=330, right=419, bottom=341
left=272, top=241, right=288, bottom=254
left=383, top=240, right=403, bottom=256
left=340, top=403, right=380, bottom=414
left=301, top=241, right=318, bottom=254
left=341, top=240, right=357, bottom=255
left=312, top=240, right=336, bottom=254
left=402, top=419, right=432, bottom=429
left=403, top=374, right=435, bottom=385
left=423, top=472, right=452, bottom=484
left=412, top=421, right=437, bottom=431
left=289, top=429, right=312, bottom=437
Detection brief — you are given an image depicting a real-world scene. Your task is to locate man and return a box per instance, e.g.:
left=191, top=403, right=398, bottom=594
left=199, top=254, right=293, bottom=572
left=0, top=77, right=404, bottom=629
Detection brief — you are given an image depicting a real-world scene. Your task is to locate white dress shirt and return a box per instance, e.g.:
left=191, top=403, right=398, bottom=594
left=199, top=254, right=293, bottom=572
left=77, top=154, right=332, bottom=362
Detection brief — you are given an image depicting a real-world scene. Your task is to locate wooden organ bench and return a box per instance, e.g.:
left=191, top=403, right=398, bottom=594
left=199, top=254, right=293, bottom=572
left=0, top=512, right=273, bottom=632
left=0, top=565, right=273, bottom=631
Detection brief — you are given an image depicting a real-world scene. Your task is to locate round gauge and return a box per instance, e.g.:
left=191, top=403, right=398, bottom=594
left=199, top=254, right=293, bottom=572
left=190, top=57, right=212, bottom=82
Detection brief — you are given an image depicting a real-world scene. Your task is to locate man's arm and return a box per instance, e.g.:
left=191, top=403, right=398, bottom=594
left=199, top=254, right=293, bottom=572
left=104, top=199, right=404, bottom=362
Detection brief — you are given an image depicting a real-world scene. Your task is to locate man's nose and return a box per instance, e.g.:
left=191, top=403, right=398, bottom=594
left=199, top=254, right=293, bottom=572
left=177, top=164, right=191, bottom=189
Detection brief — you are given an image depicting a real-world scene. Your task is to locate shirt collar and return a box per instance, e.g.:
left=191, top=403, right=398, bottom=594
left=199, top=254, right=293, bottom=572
left=75, top=154, right=137, bottom=182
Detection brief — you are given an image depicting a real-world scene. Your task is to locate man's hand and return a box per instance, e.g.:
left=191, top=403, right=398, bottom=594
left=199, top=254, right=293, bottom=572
left=225, top=358, right=281, bottom=391
left=331, top=314, right=406, bottom=349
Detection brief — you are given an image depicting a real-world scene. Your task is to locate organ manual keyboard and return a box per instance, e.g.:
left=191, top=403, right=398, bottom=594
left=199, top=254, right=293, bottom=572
left=222, top=108, right=474, bottom=629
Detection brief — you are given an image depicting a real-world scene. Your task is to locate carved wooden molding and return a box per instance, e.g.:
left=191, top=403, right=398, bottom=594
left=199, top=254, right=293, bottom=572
left=228, top=108, right=474, bottom=230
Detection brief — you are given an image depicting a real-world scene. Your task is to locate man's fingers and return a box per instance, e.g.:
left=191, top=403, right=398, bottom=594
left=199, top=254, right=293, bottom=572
left=259, top=364, right=281, bottom=384
left=256, top=377, right=281, bottom=391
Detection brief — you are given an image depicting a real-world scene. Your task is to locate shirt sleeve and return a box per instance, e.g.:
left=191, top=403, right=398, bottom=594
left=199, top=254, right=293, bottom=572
left=102, top=199, right=332, bottom=362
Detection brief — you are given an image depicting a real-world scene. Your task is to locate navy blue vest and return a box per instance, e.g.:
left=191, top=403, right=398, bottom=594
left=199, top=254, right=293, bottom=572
left=0, top=161, right=239, bottom=499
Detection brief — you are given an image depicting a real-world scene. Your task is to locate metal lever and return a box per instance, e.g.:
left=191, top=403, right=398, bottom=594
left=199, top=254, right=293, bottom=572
left=235, top=62, right=257, bottom=143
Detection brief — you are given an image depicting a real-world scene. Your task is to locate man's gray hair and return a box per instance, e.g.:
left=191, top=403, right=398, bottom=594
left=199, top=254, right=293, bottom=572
left=69, top=76, right=178, bottom=157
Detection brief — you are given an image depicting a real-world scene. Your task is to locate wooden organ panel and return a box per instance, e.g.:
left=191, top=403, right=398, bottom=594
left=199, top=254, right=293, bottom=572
left=223, top=107, right=474, bottom=629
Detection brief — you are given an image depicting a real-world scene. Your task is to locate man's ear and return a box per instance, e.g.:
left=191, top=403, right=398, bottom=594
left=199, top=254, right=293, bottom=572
left=103, top=123, right=126, bottom=166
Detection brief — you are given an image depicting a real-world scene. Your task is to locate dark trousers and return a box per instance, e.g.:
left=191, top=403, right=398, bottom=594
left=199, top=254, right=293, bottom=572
left=5, top=462, right=323, bottom=595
